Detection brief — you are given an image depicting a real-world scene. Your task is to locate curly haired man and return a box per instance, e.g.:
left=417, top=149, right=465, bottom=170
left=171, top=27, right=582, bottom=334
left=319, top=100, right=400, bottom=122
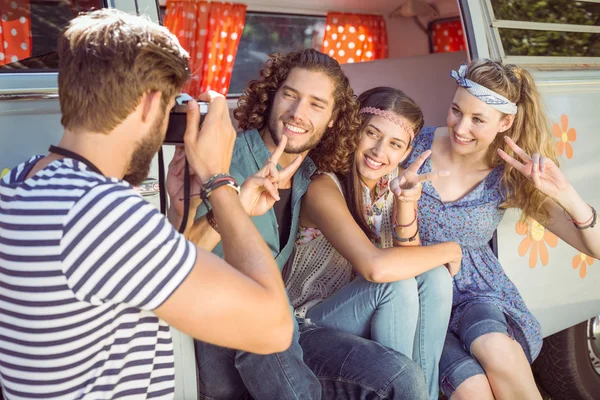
left=191, top=49, right=428, bottom=400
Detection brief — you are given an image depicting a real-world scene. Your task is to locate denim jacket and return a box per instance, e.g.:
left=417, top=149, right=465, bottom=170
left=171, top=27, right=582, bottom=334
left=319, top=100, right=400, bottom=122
left=195, top=129, right=316, bottom=271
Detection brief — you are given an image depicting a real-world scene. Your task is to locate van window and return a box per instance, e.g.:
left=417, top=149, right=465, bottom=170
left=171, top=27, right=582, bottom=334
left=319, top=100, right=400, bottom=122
left=0, top=0, right=104, bottom=71
left=484, top=0, right=600, bottom=65
left=227, top=12, right=325, bottom=96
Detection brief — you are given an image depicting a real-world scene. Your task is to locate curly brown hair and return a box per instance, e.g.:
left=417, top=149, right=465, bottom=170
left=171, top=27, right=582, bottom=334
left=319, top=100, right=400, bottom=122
left=234, top=49, right=361, bottom=174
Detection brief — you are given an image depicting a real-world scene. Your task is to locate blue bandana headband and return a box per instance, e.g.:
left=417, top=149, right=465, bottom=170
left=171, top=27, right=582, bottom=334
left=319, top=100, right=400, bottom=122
left=451, top=63, right=518, bottom=115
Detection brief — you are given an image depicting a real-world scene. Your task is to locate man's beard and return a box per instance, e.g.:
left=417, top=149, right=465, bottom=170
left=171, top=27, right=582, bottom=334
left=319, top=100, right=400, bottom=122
left=267, top=114, right=327, bottom=155
left=123, top=112, right=164, bottom=187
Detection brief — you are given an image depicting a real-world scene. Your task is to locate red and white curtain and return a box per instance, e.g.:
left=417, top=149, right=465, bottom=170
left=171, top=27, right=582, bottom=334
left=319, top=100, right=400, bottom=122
left=430, top=18, right=466, bottom=53
left=164, top=0, right=246, bottom=97
left=321, top=12, right=388, bottom=64
left=0, top=0, right=32, bottom=66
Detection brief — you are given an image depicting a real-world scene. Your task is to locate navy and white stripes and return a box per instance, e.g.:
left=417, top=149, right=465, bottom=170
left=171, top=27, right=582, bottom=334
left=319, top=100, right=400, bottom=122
left=0, top=157, right=196, bottom=399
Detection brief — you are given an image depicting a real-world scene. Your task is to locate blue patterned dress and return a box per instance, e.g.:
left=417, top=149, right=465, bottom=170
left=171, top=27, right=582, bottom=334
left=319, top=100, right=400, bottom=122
left=405, top=127, right=543, bottom=362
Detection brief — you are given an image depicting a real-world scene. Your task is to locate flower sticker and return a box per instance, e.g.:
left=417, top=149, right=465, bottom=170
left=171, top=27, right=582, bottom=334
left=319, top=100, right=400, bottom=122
left=572, top=252, right=594, bottom=279
left=516, top=218, right=559, bottom=268
left=1, top=168, right=9, bottom=179
left=553, top=114, right=577, bottom=159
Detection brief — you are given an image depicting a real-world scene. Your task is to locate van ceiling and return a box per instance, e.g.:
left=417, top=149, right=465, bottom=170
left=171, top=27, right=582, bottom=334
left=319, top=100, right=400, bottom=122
left=158, top=0, right=456, bottom=16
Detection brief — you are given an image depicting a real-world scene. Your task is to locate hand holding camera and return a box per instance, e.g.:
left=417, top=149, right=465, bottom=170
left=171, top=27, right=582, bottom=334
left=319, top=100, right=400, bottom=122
left=182, top=91, right=236, bottom=183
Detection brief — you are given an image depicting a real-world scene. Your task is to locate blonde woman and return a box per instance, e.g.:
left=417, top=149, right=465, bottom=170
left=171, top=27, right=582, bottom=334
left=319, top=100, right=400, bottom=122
left=400, top=60, right=600, bottom=399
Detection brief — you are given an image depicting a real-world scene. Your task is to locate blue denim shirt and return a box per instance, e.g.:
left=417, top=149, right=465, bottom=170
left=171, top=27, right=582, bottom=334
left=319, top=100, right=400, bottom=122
left=196, top=129, right=316, bottom=271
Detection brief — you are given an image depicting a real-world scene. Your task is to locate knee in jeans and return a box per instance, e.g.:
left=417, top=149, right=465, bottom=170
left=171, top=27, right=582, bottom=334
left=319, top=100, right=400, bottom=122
left=197, top=378, right=246, bottom=400
left=422, top=266, right=453, bottom=301
left=384, top=279, right=419, bottom=306
left=386, top=355, right=428, bottom=399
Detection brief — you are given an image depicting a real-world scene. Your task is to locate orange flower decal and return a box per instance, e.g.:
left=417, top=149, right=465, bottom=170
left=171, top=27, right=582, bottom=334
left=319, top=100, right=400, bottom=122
left=0, top=168, right=9, bottom=179
left=552, top=114, right=576, bottom=159
left=516, top=218, right=559, bottom=268
left=572, top=252, right=594, bottom=279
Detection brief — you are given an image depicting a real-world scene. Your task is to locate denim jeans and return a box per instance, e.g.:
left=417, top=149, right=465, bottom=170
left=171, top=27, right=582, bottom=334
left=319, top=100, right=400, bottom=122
left=306, top=267, right=453, bottom=400
left=195, top=318, right=428, bottom=400
left=439, top=302, right=527, bottom=397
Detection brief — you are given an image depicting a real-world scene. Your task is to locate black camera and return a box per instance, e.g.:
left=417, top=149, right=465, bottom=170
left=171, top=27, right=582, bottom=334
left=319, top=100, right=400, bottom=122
left=164, top=93, right=209, bottom=145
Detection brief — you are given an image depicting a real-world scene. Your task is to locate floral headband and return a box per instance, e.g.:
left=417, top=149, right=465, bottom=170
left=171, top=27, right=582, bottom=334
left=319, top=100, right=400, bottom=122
left=451, top=63, right=518, bottom=115
left=359, top=107, right=415, bottom=141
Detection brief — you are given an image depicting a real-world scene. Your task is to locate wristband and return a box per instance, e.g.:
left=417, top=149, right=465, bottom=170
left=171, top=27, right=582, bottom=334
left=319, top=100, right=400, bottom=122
left=200, top=174, right=240, bottom=209
left=392, top=208, right=418, bottom=233
left=565, top=204, right=597, bottom=230
left=392, top=224, right=419, bottom=243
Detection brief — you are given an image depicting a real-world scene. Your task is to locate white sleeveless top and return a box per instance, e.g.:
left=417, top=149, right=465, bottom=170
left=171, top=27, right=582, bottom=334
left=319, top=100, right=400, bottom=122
left=286, top=170, right=398, bottom=318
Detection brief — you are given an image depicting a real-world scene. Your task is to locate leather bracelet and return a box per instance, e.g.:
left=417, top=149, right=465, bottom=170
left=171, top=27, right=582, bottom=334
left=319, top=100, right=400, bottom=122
left=200, top=174, right=240, bottom=200
left=200, top=174, right=240, bottom=209
left=392, top=224, right=419, bottom=243
left=206, top=209, right=219, bottom=233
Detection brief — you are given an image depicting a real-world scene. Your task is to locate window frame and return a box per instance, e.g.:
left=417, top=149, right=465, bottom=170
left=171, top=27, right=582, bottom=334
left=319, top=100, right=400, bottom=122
left=477, top=0, right=600, bottom=68
left=225, top=10, right=326, bottom=98
left=0, top=0, right=164, bottom=74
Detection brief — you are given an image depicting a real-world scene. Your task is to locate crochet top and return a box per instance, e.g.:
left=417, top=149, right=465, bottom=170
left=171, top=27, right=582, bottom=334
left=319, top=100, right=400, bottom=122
left=286, top=169, right=398, bottom=317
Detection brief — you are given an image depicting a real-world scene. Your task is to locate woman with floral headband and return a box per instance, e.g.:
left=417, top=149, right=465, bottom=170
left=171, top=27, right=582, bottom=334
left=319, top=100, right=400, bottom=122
left=397, top=59, right=600, bottom=399
left=285, top=86, right=463, bottom=400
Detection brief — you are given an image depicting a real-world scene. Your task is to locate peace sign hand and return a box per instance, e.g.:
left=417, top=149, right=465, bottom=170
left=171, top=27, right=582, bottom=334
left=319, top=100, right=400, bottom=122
left=390, top=150, right=450, bottom=203
left=239, top=135, right=303, bottom=216
left=497, top=136, right=569, bottom=202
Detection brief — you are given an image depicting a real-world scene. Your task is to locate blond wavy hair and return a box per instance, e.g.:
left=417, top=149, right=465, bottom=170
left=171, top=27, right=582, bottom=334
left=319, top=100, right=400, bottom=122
left=466, top=59, right=558, bottom=224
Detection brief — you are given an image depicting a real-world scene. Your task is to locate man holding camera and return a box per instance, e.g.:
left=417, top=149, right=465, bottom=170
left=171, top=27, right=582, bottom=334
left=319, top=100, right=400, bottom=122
left=191, top=49, right=428, bottom=400
left=0, top=10, right=294, bottom=399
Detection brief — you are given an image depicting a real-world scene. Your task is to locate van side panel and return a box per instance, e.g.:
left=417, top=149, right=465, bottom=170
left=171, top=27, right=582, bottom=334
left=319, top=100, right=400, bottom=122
left=499, top=73, right=600, bottom=337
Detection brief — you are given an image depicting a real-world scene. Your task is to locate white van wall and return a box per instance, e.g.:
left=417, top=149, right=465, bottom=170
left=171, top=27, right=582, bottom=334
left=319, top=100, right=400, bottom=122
left=341, top=51, right=467, bottom=127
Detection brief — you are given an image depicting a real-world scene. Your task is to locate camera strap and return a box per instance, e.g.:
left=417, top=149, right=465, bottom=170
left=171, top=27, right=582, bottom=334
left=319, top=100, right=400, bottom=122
left=48, top=145, right=104, bottom=175
left=157, top=148, right=190, bottom=234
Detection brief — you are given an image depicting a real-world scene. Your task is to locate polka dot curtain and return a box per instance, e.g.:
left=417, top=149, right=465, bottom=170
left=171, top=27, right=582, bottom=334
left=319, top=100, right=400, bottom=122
left=0, top=0, right=32, bottom=66
left=321, top=12, right=388, bottom=64
left=430, top=19, right=466, bottom=53
left=164, top=0, right=246, bottom=97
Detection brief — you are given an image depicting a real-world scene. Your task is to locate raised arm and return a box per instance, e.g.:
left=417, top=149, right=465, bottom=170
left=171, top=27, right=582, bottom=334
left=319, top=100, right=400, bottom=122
left=184, top=134, right=302, bottom=251
left=499, top=136, right=599, bottom=258
left=302, top=174, right=462, bottom=283
left=155, top=93, right=293, bottom=354
left=390, top=149, right=450, bottom=247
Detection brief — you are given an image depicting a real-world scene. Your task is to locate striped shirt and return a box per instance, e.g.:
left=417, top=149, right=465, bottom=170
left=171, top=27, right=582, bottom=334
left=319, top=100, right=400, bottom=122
left=0, top=156, right=196, bottom=399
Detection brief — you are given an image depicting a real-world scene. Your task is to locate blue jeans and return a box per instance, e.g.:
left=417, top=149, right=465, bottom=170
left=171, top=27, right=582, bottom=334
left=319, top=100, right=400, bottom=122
left=195, top=318, right=428, bottom=400
left=439, top=302, right=528, bottom=397
left=306, top=267, right=453, bottom=400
